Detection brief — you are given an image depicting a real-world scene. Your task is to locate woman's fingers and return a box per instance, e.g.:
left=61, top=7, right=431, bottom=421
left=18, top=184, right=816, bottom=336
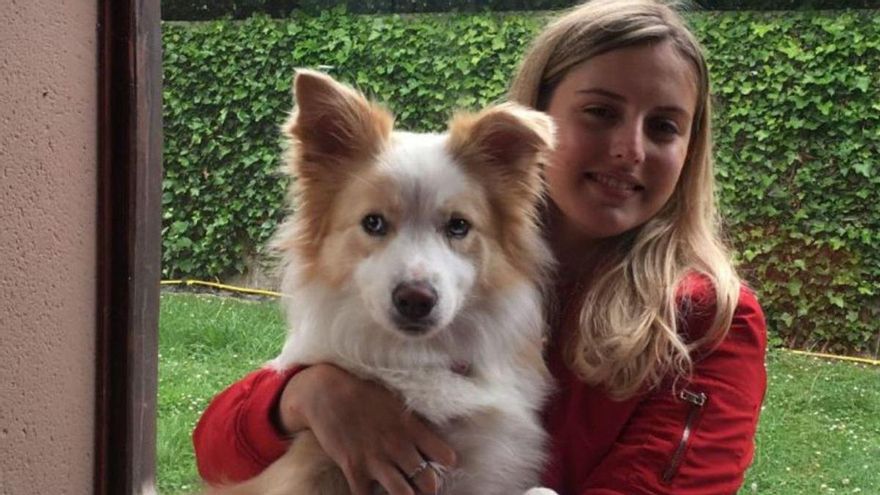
left=287, top=364, right=456, bottom=495
left=404, top=460, right=441, bottom=495
left=408, top=417, right=456, bottom=469
left=340, top=465, right=373, bottom=495
left=371, top=459, right=415, bottom=495
left=392, top=442, right=441, bottom=495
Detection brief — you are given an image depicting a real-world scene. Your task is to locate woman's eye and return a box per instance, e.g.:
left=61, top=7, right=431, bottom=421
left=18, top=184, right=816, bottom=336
left=651, top=118, right=681, bottom=136
left=446, top=217, right=470, bottom=239
left=361, top=214, right=388, bottom=236
left=582, top=106, right=615, bottom=119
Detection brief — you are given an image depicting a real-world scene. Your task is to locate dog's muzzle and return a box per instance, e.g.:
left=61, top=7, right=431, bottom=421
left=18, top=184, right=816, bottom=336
left=391, top=281, right=438, bottom=333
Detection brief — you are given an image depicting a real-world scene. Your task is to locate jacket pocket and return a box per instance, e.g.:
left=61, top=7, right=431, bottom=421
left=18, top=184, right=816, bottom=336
left=661, top=389, right=708, bottom=484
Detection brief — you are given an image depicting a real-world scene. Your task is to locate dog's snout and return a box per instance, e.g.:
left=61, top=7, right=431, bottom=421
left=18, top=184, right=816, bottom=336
left=392, top=281, right=437, bottom=322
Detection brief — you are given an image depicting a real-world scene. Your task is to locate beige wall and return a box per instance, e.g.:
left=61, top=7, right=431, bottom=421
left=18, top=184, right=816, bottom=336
left=0, top=1, right=98, bottom=493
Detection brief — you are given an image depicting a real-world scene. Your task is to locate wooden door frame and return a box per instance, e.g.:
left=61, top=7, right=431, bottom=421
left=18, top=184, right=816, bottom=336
left=95, top=0, right=163, bottom=493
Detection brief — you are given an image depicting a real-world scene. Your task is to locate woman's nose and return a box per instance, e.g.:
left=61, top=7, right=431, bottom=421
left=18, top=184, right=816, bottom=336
left=609, top=121, right=645, bottom=166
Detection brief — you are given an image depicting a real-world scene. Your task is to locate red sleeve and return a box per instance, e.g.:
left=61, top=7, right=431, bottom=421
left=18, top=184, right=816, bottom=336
left=579, top=286, right=767, bottom=494
left=192, top=366, right=302, bottom=484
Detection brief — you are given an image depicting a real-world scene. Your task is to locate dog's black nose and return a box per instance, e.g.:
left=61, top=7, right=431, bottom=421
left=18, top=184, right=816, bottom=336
left=392, top=281, right=437, bottom=321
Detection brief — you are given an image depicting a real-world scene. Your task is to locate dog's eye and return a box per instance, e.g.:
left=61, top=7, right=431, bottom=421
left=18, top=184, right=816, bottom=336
left=361, top=214, right=388, bottom=236
left=446, top=217, right=470, bottom=239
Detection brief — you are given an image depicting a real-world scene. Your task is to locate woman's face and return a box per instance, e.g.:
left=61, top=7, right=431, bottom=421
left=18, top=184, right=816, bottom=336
left=544, top=41, right=698, bottom=249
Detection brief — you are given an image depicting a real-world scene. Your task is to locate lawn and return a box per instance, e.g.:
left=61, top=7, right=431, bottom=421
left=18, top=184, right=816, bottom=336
left=157, top=291, right=880, bottom=494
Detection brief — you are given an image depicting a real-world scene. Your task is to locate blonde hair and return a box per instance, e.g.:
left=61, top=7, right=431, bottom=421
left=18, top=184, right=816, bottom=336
left=510, top=0, right=741, bottom=398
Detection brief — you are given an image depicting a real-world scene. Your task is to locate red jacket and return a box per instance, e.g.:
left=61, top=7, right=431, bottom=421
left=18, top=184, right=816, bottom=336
left=193, top=279, right=766, bottom=494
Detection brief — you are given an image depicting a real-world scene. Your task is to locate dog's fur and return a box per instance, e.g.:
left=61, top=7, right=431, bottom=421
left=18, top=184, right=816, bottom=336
left=208, top=70, right=559, bottom=495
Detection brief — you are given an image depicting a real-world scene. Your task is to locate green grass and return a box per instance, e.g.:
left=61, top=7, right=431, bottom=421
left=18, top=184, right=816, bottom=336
left=157, top=291, right=286, bottom=493
left=743, top=354, right=880, bottom=494
left=157, top=292, right=880, bottom=494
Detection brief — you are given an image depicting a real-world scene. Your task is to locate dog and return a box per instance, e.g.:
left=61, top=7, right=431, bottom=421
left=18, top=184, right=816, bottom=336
left=208, top=70, right=559, bottom=495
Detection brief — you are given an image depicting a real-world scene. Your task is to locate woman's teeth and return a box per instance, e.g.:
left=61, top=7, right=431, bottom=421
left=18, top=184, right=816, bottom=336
left=589, top=173, right=637, bottom=191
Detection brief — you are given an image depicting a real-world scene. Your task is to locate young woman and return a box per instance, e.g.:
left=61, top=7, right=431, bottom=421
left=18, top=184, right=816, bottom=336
left=192, top=1, right=767, bottom=493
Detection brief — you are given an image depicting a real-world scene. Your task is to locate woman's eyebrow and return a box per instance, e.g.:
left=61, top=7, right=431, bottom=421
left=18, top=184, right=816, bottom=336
left=576, top=88, right=691, bottom=117
left=575, top=88, right=625, bottom=101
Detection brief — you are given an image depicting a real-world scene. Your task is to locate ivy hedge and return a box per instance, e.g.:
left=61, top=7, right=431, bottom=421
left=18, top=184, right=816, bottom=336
left=161, top=10, right=880, bottom=354
left=161, top=0, right=880, bottom=20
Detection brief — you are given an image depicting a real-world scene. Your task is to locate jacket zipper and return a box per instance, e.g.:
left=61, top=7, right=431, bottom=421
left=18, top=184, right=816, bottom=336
left=662, top=389, right=708, bottom=484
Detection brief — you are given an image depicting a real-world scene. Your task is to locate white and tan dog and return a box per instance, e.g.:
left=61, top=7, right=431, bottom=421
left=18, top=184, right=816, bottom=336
left=211, top=70, right=559, bottom=495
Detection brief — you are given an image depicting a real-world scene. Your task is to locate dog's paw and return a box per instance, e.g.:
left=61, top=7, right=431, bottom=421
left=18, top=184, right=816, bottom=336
left=523, top=488, right=559, bottom=495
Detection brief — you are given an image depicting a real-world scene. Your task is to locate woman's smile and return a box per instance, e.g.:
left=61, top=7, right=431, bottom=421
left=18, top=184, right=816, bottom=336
left=583, top=171, right=644, bottom=201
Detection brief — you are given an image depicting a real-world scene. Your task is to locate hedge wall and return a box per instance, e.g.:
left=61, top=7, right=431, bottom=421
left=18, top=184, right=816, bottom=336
left=161, top=1, right=880, bottom=20
left=161, top=10, right=880, bottom=354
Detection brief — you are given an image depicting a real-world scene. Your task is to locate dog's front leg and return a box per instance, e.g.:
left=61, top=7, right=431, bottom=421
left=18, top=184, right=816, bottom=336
left=380, top=369, right=495, bottom=425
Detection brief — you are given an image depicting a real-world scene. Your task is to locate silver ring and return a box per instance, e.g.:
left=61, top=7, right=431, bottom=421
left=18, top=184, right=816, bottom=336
left=406, top=459, right=430, bottom=480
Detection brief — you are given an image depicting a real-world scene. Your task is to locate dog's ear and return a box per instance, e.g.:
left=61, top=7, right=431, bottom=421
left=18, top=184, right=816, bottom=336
left=284, top=69, right=393, bottom=167
left=447, top=102, right=555, bottom=202
left=447, top=104, right=556, bottom=282
left=277, top=71, right=394, bottom=262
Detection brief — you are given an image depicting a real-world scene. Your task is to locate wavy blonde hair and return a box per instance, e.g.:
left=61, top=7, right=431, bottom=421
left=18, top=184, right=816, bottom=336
left=509, top=0, right=741, bottom=398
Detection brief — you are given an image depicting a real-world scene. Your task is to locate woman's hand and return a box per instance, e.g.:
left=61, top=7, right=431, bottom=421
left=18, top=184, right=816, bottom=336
left=277, top=363, right=457, bottom=495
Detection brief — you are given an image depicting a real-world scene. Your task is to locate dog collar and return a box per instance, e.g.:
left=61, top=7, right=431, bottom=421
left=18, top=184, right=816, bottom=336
left=451, top=361, right=472, bottom=376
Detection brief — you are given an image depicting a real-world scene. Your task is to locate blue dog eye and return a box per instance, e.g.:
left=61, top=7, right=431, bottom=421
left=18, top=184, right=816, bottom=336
left=361, top=214, right=388, bottom=236
left=446, top=217, right=470, bottom=239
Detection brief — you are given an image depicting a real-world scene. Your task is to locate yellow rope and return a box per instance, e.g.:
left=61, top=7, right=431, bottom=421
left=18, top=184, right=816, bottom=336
left=784, top=349, right=880, bottom=367
left=160, top=279, right=880, bottom=366
left=160, top=279, right=282, bottom=298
